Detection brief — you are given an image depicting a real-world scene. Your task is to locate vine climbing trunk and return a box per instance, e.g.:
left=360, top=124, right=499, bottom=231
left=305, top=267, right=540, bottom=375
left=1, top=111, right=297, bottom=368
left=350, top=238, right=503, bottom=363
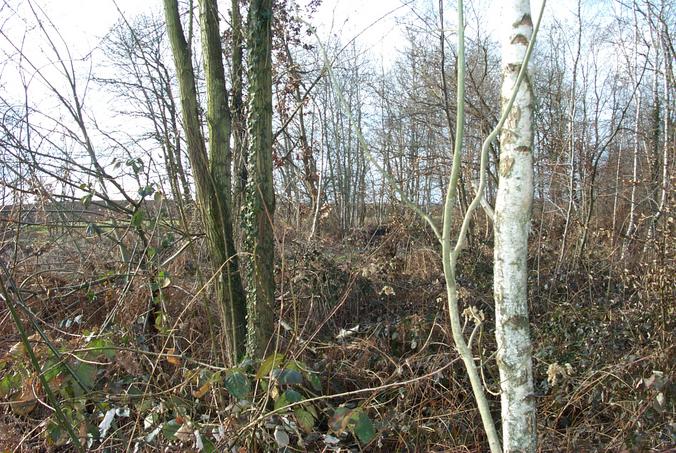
left=243, top=0, right=276, bottom=359
left=198, top=0, right=247, bottom=362
left=231, top=0, right=247, bottom=225
left=494, top=0, right=537, bottom=451
left=163, top=0, right=247, bottom=364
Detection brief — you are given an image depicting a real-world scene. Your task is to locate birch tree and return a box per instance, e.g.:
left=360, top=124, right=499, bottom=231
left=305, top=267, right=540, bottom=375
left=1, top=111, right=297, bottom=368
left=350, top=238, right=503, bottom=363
left=624, top=1, right=643, bottom=252
left=494, top=0, right=537, bottom=451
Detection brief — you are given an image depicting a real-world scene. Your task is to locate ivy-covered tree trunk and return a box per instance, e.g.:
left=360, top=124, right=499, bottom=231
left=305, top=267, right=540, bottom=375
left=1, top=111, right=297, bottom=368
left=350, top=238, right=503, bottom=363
left=198, top=0, right=248, bottom=362
left=231, top=0, right=247, bottom=224
left=494, top=0, right=537, bottom=451
left=243, top=0, right=276, bottom=358
left=163, top=0, right=247, bottom=364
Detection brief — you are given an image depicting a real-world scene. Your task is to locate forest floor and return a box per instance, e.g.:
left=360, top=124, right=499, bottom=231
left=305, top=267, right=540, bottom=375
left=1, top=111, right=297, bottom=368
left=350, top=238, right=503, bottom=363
left=0, top=218, right=673, bottom=452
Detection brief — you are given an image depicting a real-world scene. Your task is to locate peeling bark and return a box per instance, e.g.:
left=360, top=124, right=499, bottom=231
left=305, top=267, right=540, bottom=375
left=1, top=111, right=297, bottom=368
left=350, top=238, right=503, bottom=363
left=495, top=0, right=537, bottom=451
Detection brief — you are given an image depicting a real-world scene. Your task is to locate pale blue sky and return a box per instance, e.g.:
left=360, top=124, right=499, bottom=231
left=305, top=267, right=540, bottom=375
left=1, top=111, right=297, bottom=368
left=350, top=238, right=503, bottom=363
left=12, top=0, right=564, bottom=65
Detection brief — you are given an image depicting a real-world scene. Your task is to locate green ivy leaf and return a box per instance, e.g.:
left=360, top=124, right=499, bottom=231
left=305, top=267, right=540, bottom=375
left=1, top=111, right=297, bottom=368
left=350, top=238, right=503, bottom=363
left=0, top=372, right=21, bottom=398
left=160, top=233, right=175, bottom=249
left=294, top=407, right=315, bottom=432
left=131, top=211, right=144, bottom=228
left=162, top=419, right=180, bottom=440
left=224, top=370, right=251, bottom=399
left=306, top=372, right=322, bottom=391
left=71, top=362, right=97, bottom=396
left=46, top=419, right=66, bottom=445
left=42, top=358, right=64, bottom=382
left=274, top=388, right=303, bottom=411
left=256, top=353, right=285, bottom=379
left=350, top=409, right=376, bottom=444
left=81, top=193, right=93, bottom=207
left=201, top=436, right=217, bottom=453
left=273, top=368, right=303, bottom=385
left=138, top=185, right=155, bottom=198
left=86, top=338, right=116, bottom=360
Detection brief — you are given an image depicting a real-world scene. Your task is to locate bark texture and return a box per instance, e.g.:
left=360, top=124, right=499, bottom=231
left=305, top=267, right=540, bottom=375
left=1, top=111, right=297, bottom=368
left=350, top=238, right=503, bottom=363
left=243, top=0, right=276, bottom=359
left=163, top=0, right=247, bottom=363
left=198, top=0, right=247, bottom=361
left=231, top=0, right=247, bottom=219
left=495, top=0, right=537, bottom=451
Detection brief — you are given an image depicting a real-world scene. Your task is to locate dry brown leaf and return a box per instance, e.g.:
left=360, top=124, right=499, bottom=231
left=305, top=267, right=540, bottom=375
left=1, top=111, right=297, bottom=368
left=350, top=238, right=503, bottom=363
left=47, top=374, right=65, bottom=393
left=166, top=348, right=181, bottom=366
left=116, top=350, right=142, bottom=375
left=192, top=382, right=212, bottom=399
left=10, top=378, right=38, bottom=416
left=175, top=423, right=193, bottom=442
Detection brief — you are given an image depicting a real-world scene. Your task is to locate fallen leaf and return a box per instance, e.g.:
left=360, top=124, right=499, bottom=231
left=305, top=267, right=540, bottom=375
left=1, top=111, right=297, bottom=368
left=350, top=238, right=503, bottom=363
left=274, top=426, right=289, bottom=447
left=166, top=348, right=181, bottom=366
left=175, top=423, right=193, bottom=442
left=11, top=378, right=38, bottom=416
left=99, top=409, right=116, bottom=438
left=192, top=382, right=212, bottom=399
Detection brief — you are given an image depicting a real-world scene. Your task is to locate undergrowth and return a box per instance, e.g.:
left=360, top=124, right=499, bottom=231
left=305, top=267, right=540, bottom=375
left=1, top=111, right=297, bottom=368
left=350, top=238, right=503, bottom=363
left=0, top=218, right=673, bottom=452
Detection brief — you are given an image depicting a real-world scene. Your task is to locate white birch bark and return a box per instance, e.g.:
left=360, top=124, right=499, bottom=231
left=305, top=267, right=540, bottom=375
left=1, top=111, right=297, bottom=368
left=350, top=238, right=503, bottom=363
left=495, top=1, right=537, bottom=451
left=624, top=2, right=642, bottom=255
left=557, top=0, right=581, bottom=270
left=656, top=52, right=668, bottom=223
left=653, top=10, right=669, bottom=231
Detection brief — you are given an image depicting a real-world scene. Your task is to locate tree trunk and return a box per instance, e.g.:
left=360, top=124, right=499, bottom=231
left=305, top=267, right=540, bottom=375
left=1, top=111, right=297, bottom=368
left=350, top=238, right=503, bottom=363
left=653, top=28, right=669, bottom=231
left=163, top=0, right=247, bottom=364
left=243, top=0, right=276, bottom=359
left=624, top=2, right=642, bottom=256
left=199, top=0, right=248, bottom=361
left=494, top=1, right=537, bottom=451
left=231, top=0, right=247, bottom=223
left=557, top=0, right=582, bottom=271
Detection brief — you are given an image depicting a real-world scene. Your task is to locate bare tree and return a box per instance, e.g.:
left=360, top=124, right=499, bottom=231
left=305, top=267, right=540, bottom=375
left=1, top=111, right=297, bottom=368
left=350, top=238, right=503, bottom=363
left=163, top=0, right=247, bottom=363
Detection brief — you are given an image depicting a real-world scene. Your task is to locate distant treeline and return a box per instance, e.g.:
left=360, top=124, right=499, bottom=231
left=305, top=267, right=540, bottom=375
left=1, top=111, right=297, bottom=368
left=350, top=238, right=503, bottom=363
left=0, top=199, right=181, bottom=225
